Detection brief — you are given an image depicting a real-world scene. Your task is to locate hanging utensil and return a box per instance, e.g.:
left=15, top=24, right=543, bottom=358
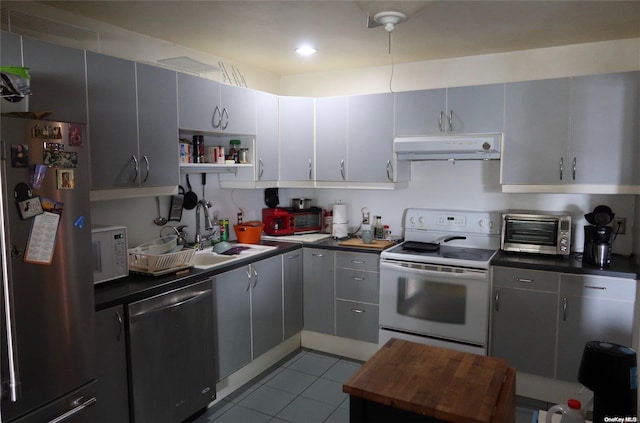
left=153, top=196, right=167, bottom=226
left=183, top=174, right=198, bottom=210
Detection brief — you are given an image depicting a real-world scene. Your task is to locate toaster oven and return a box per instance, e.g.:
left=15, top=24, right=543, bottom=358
left=501, top=212, right=572, bottom=256
left=262, top=207, right=323, bottom=236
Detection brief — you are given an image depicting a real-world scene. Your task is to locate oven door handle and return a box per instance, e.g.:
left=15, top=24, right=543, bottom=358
left=380, top=260, right=487, bottom=281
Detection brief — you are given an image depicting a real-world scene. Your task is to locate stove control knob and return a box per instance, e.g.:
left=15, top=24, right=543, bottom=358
left=410, top=216, right=416, bottom=224
left=418, top=216, right=424, bottom=224
left=478, top=219, right=484, bottom=227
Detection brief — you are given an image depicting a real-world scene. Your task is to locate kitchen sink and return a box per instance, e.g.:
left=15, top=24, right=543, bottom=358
left=192, top=243, right=277, bottom=269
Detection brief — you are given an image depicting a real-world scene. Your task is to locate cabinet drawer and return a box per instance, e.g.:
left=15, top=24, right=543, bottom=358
left=493, top=266, right=559, bottom=292
left=336, top=300, right=378, bottom=343
left=560, top=274, right=636, bottom=301
left=336, top=252, right=379, bottom=272
left=335, top=269, right=379, bottom=304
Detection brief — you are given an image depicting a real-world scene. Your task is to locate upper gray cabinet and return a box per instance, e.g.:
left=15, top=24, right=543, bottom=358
left=501, top=72, right=640, bottom=193
left=316, top=96, right=348, bottom=182
left=348, top=93, right=396, bottom=182
left=177, top=73, right=255, bottom=134
left=394, top=84, right=504, bottom=136
left=255, top=91, right=279, bottom=183
left=87, top=52, right=178, bottom=191
left=279, top=96, right=315, bottom=182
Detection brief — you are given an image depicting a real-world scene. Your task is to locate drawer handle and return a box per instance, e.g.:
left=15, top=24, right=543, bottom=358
left=515, top=278, right=534, bottom=283
left=351, top=308, right=365, bottom=314
left=352, top=277, right=365, bottom=281
left=312, top=253, right=324, bottom=257
left=286, top=254, right=300, bottom=259
left=351, top=260, right=365, bottom=264
left=563, top=296, right=568, bottom=321
left=585, top=285, right=606, bottom=290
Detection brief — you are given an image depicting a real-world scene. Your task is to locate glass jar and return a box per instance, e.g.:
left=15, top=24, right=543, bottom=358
left=374, top=216, right=384, bottom=239
left=228, top=139, right=241, bottom=163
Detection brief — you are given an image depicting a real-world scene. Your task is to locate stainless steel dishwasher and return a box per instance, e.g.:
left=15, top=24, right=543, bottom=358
left=127, top=279, right=216, bottom=423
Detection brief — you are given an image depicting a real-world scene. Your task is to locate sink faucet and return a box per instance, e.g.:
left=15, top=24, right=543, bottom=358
left=195, top=200, right=214, bottom=249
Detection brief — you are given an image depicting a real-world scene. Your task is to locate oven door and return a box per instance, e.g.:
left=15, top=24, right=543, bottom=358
left=379, top=259, right=489, bottom=347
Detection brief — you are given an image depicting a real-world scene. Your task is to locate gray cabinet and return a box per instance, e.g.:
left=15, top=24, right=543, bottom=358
left=91, top=305, right=129, bottom=423
left=0, top=31, right=24, bottom=114
left=491, top=267, right=559, bottom=378
left=283, top=249, right=303, bottom=339
left=178, top=73, right=255, bottom=134
left=394, top=84, right=504, bottom=136
left=347, top=93, right=395, bottom=182
left=22, top=37, right=87, bottom=123
left=501, top=72, right=640, bottom=191
left=556, top=274, right=636, bottom=382
left=279, top=96, right=315, bottom=182
left=255, top=91, right=279, bottom=182
left=316, top=96, right=348, bottom=181
left=335, top=251, right=380, bottom=343
left=215, top=266, right=252, bottom=380
left=303, top=248, right=335, bottom=334
left=251, top=255, right=284, bottom=359
left=491, top=266, right=636, bottom=383
left=569, top=72, right=640, bottom=185
left=501, top=77, right=571, bottom=186
left=87, top=52, right=179, bottom=190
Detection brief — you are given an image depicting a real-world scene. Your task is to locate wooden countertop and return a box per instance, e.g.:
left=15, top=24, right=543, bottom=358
left=343, top=338, right=515, bottom=423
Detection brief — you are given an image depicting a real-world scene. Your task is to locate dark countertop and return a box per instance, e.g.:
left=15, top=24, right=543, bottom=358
left=492, top=251, right=640, bottom=279
left=94, top=241, right=301, bottom=311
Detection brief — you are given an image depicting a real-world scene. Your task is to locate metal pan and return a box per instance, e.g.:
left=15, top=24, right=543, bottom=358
left=183, top=175, right=198, bottom=210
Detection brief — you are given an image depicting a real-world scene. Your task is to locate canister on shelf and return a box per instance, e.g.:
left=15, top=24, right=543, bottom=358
left=192, top=135, right=204, bottom=163
left=228, top=139, right=241, bottom=163
left=238, top=148, right=250, bottom=164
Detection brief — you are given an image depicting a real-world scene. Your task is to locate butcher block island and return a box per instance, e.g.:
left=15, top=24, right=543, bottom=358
left=343, top=339, right=516, bottom=423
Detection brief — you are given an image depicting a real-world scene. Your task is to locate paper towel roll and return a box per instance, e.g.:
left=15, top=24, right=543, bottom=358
left=332, top=204, right=348, bottom=224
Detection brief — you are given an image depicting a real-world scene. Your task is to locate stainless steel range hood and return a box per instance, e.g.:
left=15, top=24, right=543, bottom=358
left=394, top=133, right=502, bottom=161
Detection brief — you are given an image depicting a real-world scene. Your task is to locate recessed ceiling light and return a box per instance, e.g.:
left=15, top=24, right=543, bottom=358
left=296, top=46, right=317, bottom=56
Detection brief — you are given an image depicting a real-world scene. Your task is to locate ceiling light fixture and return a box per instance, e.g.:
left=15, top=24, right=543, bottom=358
left=296, top=46, right=317, bottom=56
left=373, top=11, right=408, bottom=33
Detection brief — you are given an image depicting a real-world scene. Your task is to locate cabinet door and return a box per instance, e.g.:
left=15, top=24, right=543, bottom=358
left=220, top=84, right=256, bottom=134
left=303, top=248, right=335, bottom=334
left=316, top=96, right=347, bottom=181
left=23, top=37, right=87, bottom=123
left=177, top=73, right=221, bottom=132
left=136, top=63, right=179, bottom=187
left=557, top=274, right=636, bottom=382
left=251, top=256, right=283, bottom=359
left=569, top=72, right=640, bottom=185
left=0, top=31, right=24, bottom=114
left=215, top=267, right=252, bottom=380
left=446, top=84, right=504, bottom=133
left=336, top=300, right=379, bottom=343
left=279, top=96, right=315, bottom=181
left=394, top=88, right=446, bottom=136
left=347, top=93, right=394, bottom=182
left=255, top=91, right=279, bottom=182
left=490, top=267, right=559, bottom=378
left=283, top=250, right=303, bottom=339
left=90, top=306, right=129, bottom=423
left=87, top=52, right=138, bottom=189
left=501, top=78, right=570, bottom=185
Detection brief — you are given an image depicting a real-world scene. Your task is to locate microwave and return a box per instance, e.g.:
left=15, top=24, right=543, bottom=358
left=501, top=212, right=572, bottom=256
left=92, top=225, right=128, bottom=284
left=262, top=207, right=323, bottom=236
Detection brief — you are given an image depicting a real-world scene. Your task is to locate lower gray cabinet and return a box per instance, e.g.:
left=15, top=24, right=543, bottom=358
left=491, top=267, right=559, bottom=378
left=303, top=248, right=335, bottom=334
left=335, top=300, right=378, bottom=343
left=283, top=250, right=303, bottom=339
left=251, top=255, right=284, bottom=358
left=215, top=266, right=252, bottom=381
left=92, top=305, right=130, bottom=423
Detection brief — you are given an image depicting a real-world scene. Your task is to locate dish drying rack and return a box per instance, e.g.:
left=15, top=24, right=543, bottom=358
left=128, top=248, right=196, bottom=276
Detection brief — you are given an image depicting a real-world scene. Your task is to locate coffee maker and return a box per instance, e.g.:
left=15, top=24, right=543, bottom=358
left=578, top=341, right=637, bottom=422
left=583, top=205, right=615, bottom=268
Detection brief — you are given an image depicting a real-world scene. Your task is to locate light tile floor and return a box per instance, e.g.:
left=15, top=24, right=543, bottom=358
left=194, top=348, right=541, bottom=423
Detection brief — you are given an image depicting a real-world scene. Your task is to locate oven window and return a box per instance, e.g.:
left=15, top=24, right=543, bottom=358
left=504, top=220, right=558, bottom=246
left=397, top=277, right=466, bottom=324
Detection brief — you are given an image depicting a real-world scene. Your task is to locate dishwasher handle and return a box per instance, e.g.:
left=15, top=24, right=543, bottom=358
left=130, top=289, right=212, bottom=321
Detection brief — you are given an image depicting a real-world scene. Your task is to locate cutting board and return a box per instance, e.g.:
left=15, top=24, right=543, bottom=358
left=343, top=338, right=515, bottom=423
left=338, top=237, right=397, bottom=250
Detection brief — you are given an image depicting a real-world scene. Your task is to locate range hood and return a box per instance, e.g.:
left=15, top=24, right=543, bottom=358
left=394, top=133, right=502, bottom=161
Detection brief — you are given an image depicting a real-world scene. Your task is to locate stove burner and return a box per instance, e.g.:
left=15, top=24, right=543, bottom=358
left=440, top=247, right=487, bottom=261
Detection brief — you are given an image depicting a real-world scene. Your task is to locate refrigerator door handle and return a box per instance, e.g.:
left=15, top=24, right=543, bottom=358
left=48, top=396, right=97, bottom=423
left=0, top=190, right=19, bottom=402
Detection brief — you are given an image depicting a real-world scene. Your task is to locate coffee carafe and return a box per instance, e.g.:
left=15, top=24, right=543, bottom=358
left=583, top=205, right=615, bottom=268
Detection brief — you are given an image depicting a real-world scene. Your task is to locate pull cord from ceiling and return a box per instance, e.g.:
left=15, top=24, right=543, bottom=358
left=388, top=31, right=395, bottom=93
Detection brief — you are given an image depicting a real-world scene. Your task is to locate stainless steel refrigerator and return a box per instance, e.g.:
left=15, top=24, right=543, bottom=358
left=0, top=117, right=96, bottom=422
